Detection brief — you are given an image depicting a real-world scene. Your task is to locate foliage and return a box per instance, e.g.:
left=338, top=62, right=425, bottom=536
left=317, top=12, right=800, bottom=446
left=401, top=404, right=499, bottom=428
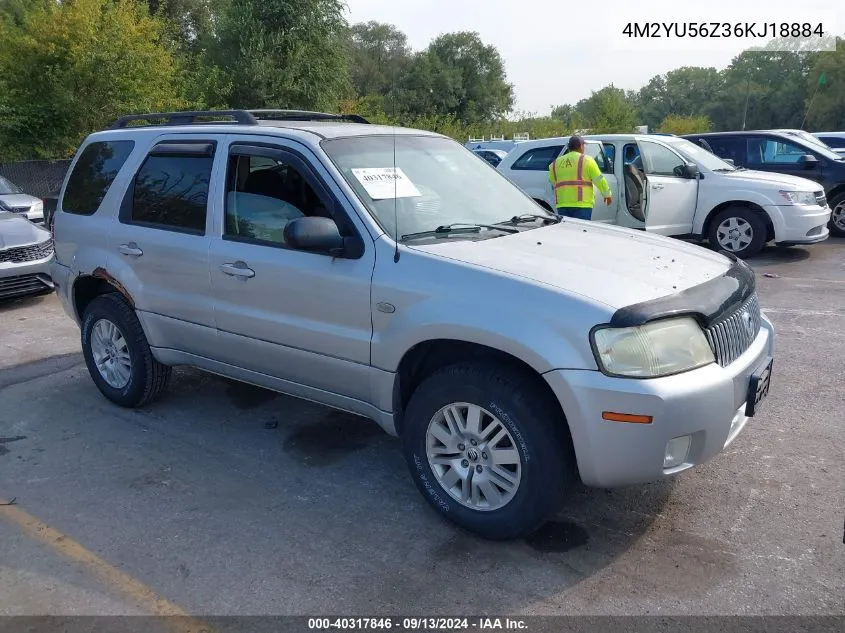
left=638, top=67, right=723, bottom=129
left=806, top=39, right=845, bottom=130
left=574, top=86, right=640, bottom=133
left=0, top=0, right=185, bottom=160
left=205, top=0, right=350, bottom=111
left=657, top=114, right=713, bottom=135
left=347, top=21, right=411, bottom=98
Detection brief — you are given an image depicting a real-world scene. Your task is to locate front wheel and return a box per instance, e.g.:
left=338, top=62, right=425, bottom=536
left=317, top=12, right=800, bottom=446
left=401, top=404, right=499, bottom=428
left=401, top=363, right=571, bottom=540
left=828, top=192, right=845, bottom=237
left=708, top=207, right=767, bottom=259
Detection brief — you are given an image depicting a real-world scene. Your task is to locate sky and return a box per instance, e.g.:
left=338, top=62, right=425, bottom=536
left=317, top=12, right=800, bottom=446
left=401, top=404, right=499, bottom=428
left=345, top=0, right=839, bottom=116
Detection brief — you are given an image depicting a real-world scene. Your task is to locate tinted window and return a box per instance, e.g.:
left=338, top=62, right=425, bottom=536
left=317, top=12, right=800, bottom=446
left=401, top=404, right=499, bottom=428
left=511, top=146, right=562, bottom=170
left=63, top=141, right=135, bottom=215
left=129, top=152, right=213, bottom=233
left=818, top=136, right=845, bottom=149
left=225, top=152, right=329, bottom=247
left=703, top=137, right=745, bottom=164
left=747, top=138, right=810, bottom=165
left=602, top=143, right=616, bottom=166
left=623, top=143, right=643, bottom=170
left=639, top=141, right=686, bottom=177
left=585, top=143, right=610, bottom=174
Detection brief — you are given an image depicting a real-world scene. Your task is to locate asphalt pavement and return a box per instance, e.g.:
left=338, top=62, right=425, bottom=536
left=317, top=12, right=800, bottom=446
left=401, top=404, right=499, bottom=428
left=1, top=240, right=843, bottom=619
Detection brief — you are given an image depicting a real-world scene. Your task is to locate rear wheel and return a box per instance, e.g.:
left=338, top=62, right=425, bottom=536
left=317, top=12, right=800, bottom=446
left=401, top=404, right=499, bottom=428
left=401, top=362, right=570, bottom=540
left=708, top=207, right=767, bottom=259
left=828, top=192, right=845, bottom=237
left=81, top=293, right=171, bottom=407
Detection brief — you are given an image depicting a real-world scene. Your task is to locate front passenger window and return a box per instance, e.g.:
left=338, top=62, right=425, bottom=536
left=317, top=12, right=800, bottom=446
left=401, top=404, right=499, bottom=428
left=224, top=153, right=328, bottom=247
left=639, top=141, right=686, bottom=177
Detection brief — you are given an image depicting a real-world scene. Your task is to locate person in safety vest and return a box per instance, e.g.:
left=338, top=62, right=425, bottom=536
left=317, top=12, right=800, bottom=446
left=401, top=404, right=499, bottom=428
left=548, top=136, right=612, bottom=220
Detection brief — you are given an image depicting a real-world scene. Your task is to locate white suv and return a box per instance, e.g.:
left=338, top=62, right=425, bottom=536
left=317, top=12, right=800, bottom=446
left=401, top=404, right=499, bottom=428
left=51, top=110, right=775, bottom=539
left=498, top=134, right=831, bottom=258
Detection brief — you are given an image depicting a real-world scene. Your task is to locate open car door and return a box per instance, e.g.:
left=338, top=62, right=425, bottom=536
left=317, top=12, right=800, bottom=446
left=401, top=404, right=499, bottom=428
left=584, top=141, right=618, bottom=224
left=637, top=139, right=699, bottom=236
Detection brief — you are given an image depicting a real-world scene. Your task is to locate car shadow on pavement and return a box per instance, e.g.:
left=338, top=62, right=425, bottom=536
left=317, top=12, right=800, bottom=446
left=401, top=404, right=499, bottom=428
left=0, top=293, right=51, bottom=313
left=1, top=364, right=676, bottom=615
left=749, top=246, right=811, bottom=267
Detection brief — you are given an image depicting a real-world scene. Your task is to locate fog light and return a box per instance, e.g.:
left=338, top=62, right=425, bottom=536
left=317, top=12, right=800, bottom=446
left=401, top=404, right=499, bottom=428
left=663, top=435, right=692, bottom=469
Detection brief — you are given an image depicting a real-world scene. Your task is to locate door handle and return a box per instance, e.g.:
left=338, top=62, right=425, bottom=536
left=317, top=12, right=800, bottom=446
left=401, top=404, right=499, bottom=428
left=652, top=183, right=664, bottom=190
left=118, top=243, right=143, bottom=257
left=219, top=262, right=255, bottom=279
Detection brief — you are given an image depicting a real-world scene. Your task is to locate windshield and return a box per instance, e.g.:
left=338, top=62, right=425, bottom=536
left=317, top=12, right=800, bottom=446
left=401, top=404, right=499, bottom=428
left=782, top=132, right=844, bottom=161
left=0, top=175, right=23, bottom=195
left=662, top=137, right=737, bottom=171
left=322, top=135, right=552, bottom=241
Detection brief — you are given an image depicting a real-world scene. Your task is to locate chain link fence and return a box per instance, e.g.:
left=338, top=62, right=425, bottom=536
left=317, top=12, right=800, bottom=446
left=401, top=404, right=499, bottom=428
left=0, top=159, right=71, bottom=199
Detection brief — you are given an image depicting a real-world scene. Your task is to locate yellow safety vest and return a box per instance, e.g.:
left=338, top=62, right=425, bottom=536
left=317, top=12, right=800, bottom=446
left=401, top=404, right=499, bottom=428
left=548, top=151, right=611, bottom=209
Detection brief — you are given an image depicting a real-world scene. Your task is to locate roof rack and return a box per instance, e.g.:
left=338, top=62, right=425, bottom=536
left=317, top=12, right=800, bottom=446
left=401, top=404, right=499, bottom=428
left=110, top=110, right=259, bottom=129
left=108, top=108, right=370, bottom=129
left=247, top=109, right=370, bottom=124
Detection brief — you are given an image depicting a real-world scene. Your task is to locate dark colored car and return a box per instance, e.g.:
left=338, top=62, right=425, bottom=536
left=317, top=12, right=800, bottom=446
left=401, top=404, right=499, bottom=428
left=683, top=130, right=845, bottom=237
left=473, top=148, right=508, bottom=167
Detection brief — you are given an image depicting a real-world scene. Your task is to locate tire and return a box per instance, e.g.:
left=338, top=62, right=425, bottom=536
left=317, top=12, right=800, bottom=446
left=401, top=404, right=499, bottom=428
left=707, top=207, right=767, bottom=259
left=401, top=362, right=571, bottom=540
left=828, top=192, right=845, bottom=238
left=81, top=293, right=171, bottom=408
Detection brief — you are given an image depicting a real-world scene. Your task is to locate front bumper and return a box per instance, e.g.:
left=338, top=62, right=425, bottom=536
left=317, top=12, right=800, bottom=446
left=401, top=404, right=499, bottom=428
left=0, top=255, right=54, bottom=300
left=544, top=315, right=775, bottom=488
left=49, top=260, right=78, bottom=322
left=766, top=204, right=830, bottom=244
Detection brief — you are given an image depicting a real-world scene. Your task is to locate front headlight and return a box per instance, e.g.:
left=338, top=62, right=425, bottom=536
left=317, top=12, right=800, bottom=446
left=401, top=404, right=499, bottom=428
left=30, top=200, right=44, bottom=214
left=591, top=317, right=715, bottom=378
left=779, top=190, right=817, bottom=205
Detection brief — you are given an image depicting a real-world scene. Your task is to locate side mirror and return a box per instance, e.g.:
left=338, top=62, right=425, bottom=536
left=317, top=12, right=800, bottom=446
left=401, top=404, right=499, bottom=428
left=723, top=158, right=735, bottom=167
left=283, top=216, right=347, bottom=256
left=799, top=154, right=819, bottom=169
left=680, top=163, right=700, bottom=179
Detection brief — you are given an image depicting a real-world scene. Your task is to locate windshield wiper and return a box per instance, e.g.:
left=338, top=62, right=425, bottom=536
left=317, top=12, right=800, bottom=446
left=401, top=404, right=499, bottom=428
left=499, top=213, right=561, bottom=226
left=713, top=168, right=736, bottom=172
left=401, top=222, right=518, bottom=241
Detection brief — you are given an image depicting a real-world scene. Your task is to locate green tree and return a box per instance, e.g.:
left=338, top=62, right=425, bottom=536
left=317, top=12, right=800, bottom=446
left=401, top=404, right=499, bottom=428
left=347, top=21, right=411, bottom=98
left=209, top=0, right=349, bottom=110
left=805, top=38, right=845, bottom=130
left=638, top=67, right=722, bottom=129
left=708, top=49, right=818, bottom=130
left=145, top=0, right=220, bottom=52
left=0, top=0, right=185, bottom=160
left=657, top=114, right=713, bottom=135
left=402, top=31, right=513, bottom=123
left=572, top=86, right=640, bottom=133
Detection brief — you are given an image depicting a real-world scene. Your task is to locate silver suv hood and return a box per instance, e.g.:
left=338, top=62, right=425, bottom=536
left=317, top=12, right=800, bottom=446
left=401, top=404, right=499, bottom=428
left=412, top=221, right=732, bottom=310
left=0, top=211, right=50, bottom=248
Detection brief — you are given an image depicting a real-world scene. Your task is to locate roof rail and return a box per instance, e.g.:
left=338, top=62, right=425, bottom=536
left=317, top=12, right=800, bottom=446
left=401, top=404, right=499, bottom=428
left=109, top=110, right=258, bottom=129
left=247, top=109, right=370, bottom=124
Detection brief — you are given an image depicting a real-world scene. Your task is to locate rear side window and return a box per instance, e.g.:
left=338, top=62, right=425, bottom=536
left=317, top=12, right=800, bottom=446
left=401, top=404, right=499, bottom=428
left=511, top=146, right=562, bottom=170
left=62, top=140, right=135, bottom=215
left=704, top=137, right=745, bottom=165
left=125, top=144, right=215, bottom=234
left=819, top=136, right=845, bottom=149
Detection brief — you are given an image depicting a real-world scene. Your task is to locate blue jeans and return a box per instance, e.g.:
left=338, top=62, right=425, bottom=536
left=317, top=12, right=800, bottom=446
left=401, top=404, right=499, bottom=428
left=556, top=206, right=592, bottom=220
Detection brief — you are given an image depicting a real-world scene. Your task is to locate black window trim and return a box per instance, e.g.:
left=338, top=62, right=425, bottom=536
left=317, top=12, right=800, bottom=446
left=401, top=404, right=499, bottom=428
left=223, top=142, right=365, bottom=259
left=61, top=139, right=136, bottom=216
left=119, top=139, right=217, bottom=236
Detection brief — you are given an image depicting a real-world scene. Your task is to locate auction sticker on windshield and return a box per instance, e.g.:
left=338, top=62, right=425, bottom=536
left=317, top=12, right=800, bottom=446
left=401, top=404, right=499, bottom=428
left=352, top=167, right=421, bottom=199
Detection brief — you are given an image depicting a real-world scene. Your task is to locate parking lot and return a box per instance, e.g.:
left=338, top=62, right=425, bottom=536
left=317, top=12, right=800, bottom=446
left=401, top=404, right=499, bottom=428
left=1, top=240, right=843, bottom=618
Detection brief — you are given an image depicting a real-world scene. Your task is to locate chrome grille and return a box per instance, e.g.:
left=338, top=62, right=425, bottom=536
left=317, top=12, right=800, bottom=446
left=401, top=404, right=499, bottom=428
left=705, top=293, right=761, bottom=367
left=0, top=274, right=52, bottom=299
left=0, top=239, right=53, bottom=264
left=815, top=191, right=827, bottom=207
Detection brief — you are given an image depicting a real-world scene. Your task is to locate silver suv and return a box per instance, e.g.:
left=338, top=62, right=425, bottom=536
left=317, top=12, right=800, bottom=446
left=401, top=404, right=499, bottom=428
left=51, top=110, right=776, bottom=540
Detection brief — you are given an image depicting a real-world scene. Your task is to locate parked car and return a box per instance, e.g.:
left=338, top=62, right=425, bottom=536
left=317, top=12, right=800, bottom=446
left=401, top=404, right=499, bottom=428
left=683, top=130, right=845, bottom=237
left=0, top=209, right=55, bottom=300
left=0, top=175, right=44, bottom=224
left=500, top=134, right=830, bottom=258
left=813, top=132, right=845, bottom=156
left=473, top=148, right=508, bottom=167
left=496, top=136, right=616, bottom=214
left=51, top=109, right=775, bottom=540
